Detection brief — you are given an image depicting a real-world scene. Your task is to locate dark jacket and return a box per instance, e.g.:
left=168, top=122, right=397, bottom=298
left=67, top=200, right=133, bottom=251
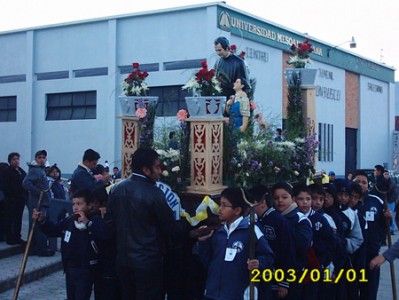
left=257, top=207, right=294, bottom=289
left=214, top=54, right=249, bottom=99
left=22, top=163, right=50, bottom=208
left=105, top=173, right=191, bottom=269
left=70, top=164, right=96, bottom=193
left=360, top=192, right=386, bottom=256
left=306, top=209, right=336, bottom=268
left=39, top=213, right=110, bottom=267
left=3, top=166, right=27, bottom=202
left=199, top=217, right=274, bottom=300
left=283, top=208, right=313, bottom=270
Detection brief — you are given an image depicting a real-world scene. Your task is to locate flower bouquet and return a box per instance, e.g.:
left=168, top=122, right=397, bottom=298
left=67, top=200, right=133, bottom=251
left=119, top=62, right=158, bottom=117
left=287, top=38, right=314, bottom=68
left=182, top=60, right=225, bottom=118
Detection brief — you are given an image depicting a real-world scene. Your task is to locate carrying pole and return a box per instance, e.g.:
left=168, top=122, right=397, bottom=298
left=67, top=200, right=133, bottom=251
left=13, top=185, right=51, bottom=300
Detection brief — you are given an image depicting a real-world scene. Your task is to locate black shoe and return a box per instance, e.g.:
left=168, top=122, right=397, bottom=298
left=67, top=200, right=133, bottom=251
left=38, top=249, right=55, bottom=257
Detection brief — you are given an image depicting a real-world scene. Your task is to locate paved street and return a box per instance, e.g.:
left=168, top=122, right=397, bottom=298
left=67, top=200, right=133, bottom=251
left=1, top=208, right=398, bottom=299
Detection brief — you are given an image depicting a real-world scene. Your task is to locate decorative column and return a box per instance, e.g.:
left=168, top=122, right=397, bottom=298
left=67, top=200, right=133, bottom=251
left=118, top=116, right=140, bottom=178
left=301, top=85, right=317, bottom=168
left=186, top=117, right=228, bottom=195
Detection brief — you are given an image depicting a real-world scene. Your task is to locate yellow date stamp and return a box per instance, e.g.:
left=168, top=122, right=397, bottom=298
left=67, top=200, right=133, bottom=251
left=250, top=268, right=368, bottom=284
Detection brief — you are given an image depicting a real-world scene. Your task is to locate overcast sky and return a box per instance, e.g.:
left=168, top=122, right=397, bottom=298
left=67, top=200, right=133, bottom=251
left=1, top=0, right=398, bottom=80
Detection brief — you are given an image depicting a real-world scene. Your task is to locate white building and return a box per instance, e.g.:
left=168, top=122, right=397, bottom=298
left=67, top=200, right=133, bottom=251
left=0, top=2, right=395, bottom=176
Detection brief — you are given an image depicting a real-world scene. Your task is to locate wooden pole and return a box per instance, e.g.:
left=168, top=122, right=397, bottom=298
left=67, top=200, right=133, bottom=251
left=241, top=188, right=258, bottom=300
left=13, top=185, right=51, bottom=300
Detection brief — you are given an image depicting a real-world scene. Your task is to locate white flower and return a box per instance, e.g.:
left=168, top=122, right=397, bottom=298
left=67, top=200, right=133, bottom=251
left=294, top=170, right=300, bottom=176
left=172, top=166, right=180, bottom=172
left=156, top=149, right=166, bottom=156
left=162, top=170, right=169, bottom=177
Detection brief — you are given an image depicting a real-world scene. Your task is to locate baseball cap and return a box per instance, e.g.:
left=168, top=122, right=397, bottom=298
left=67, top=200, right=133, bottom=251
left=35, top=150, right=47, bottom=158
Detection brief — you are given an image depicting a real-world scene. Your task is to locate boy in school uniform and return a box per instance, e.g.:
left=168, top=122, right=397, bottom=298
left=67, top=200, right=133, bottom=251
left=248, top=185, right=294, bottom=299
left=198, top=187, right=274, bottom=300
left=271, top=182, right=312, bottom=300
left=294, top=185, right=336, bottom=300
left=352, top=171, right=391, bottom=300
left=33, top=189, right=110, bottom=300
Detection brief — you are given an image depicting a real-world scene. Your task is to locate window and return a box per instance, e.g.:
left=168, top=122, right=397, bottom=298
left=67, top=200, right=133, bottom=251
left=318, top=123, right=334, bottom=162
left=46, top=91, right=96, bottom=120
left=0, top=96, right=17, bottom=122
left=150, top=85, right=191, bottom=117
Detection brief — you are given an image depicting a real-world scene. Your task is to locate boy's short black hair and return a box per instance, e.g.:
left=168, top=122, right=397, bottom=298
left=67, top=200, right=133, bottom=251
left=131, top=148, right=159, bottom=173
left=353, top=170, right=369, bottom=181
left=7, top=152, right=20, bottom=163
left=293, top=184, right=311, bottom=197
left=271, top=182, right=293, bottom=197
left=220, top=188, right=249, bottom=215
left=214, top=36, right=230, bottom=50
left=374, top=164, right=385, bottom=173
left=322, top=183, right=338, bottom=202
left=71, top=189, right=94, bottom=205
left=248, top=185, right=272, bottom=208
left=334, top=179, right=351, bottom=194
left=308, top=183, right=325, bottom=197
left=350, top=181, right=363, bottom=197
left=83, top=149, right=100, bottom=162
left=93, top=164, right=105, bottom=175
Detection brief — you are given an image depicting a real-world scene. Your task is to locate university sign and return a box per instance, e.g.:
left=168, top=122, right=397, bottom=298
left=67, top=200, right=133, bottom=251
left=217, top=8, right=394, bottom=83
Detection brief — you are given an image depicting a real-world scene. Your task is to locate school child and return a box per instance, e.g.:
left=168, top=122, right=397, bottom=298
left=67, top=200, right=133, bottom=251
left=294, top=185, right=336, bottom=300
left=347, top=181, right=367, bottom=299
left=32, top=189, right=110, bottom=300
left=248, top=185, right=294, bottom=300
left=309, top=184, right=337, bottom=232
left=333, top=179, right=364, bottom=300
left=198, top=187, right=274, bottom=300
left=321, top=184, right=347, bottom=260
left=92, top=185, right=122, bottom=300
left=352, top=171, right=391, bottom=300
left=271, top=182, right=312, bottom=300
left=309, top=183, right=344, bottom=300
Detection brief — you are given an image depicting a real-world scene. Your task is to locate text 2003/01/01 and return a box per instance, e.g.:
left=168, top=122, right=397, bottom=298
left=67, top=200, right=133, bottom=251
left=251, top=268, right=368, bottom=284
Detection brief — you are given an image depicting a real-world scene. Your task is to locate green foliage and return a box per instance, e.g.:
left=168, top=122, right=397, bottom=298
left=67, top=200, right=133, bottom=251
left=285, top=72, right=306, bottom=140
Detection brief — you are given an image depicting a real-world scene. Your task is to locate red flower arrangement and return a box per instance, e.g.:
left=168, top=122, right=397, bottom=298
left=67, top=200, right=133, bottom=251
left=182, top=60, right=222, bottom=96
left=122, top=62, right=149, bottom=96
left=287, top=38, right=314, bottom=68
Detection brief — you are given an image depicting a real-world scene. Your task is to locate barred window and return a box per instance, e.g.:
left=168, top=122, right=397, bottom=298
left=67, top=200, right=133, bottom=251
left=46, top=91, right=96, bottom=120
left=318, top=123, right=334, bottom=162
left=0, top=96, right=17, bottom=122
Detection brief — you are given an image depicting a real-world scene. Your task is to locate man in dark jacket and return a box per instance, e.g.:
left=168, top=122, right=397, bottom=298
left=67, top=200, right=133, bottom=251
left=22, top=149, right=54, bottom=256
left=70, top=149, right=101, bottom=193
left=214, top=37, right=249, bottom=99
left=105, top=148, right=191, bottom=300
left=4, top=152, right=27, bottom=245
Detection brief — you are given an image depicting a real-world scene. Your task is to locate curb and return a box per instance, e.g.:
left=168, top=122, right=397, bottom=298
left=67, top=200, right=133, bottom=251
left=0, top=260, right=63, bottom=293
left=0, top=244, right=24, bottom=260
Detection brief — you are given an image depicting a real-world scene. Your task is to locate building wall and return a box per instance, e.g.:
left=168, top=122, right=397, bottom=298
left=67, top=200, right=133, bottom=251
left=0, top=3, right=395, bottom=176
left=346, top=71, right=359, bottom=129
left=358, top=77, right=391, bottom=168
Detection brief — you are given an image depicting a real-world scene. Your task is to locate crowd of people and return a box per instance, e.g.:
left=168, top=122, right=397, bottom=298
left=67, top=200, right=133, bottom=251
left=2, top=146, right=399, bottom=300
